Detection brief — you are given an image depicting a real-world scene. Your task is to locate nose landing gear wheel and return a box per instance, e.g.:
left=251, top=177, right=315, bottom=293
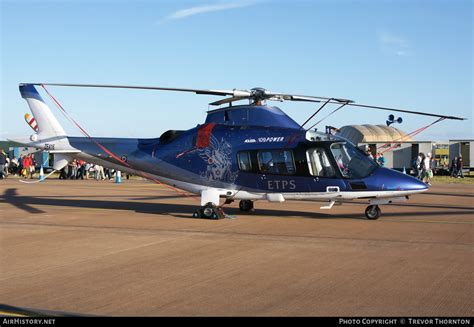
left=365, top=205, right=381, bottom=220
left=193, top=202, right=225, bottom=220
left=239, top=200, right=254, bottom=212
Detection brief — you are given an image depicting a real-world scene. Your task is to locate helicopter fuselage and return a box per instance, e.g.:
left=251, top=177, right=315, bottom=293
left=65, top=122, right=427, bottom=204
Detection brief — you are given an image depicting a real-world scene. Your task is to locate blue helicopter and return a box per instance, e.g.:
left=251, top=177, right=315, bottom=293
left=13, top=83, right=465, bottom=220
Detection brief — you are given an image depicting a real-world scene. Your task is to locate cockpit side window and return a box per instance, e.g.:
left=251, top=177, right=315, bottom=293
left=257, top=150, right=296, bottom=175
left=306, top=148, right=335, bottom=177
left=237, top=151, right=252, bottom=171
left=330, top=142, right=377, bottom=179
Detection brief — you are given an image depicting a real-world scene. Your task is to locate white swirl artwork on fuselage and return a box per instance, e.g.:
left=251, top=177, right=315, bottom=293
left=198, top=135, right=238, bottom=183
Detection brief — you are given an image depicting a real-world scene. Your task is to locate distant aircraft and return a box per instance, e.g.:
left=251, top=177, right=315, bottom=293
left=11, top=83, right=466, bottom=219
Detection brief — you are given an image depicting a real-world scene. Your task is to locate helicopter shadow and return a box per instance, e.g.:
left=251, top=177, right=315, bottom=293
left=1, top=188, right=196, bottom=217
left=1, top=188, right=473, bottom=221
left=1, top=188, right=357, bottom=220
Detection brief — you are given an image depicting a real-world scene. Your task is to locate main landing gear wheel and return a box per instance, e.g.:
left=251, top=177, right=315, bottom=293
left=239, top=200, right=254, bottom=212
left=365, top=205, right=381, bottom=220
left=193, top=202, right=225, bottom=220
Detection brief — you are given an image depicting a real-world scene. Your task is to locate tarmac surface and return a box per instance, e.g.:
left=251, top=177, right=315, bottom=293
left=0, top=179, right=473, bottom=316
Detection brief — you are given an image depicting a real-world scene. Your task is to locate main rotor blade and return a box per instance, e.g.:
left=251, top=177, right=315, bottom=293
left=264, top=92, right=354, bottom=104
left=25, top=83, right=249, bottom=97
left=288, top=94, right=354, bottom=103
left=25, top=83, right=467, bottom=120
left=344, top=102, right=466, bottom=120
left=209, top=96, right=251, bottom=106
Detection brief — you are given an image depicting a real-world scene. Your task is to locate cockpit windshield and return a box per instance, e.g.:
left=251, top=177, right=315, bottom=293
left=330, top=142, right=378, bottom=179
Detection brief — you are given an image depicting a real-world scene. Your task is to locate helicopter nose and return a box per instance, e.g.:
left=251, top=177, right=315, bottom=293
left=403, top=175, right=428, bottom=191
left=388, top=169, right=428, bottom=192
left=368, top=168, right=428, bottom=192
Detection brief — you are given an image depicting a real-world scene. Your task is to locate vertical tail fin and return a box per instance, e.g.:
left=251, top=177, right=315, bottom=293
left=19, top=84, right=66, bottom=137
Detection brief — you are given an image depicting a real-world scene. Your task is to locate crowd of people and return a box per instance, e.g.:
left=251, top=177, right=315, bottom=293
left=365, top=146, right=467, bottom=186
left=366, top=148, right=386, bottom=167
left=58, top=159, right=116, bottom=180
left=412, top=152, right=435, bottom=185
left=449, top=155, right=465, bottom=179
left=0, top=150, right=37, bottom=179
left=0, top=150, right=122, bottom=181
left=411, top=152, right=465, bottom=185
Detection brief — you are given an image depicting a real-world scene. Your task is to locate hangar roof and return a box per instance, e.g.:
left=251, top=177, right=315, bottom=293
left=336, top=125, right=411, bottom=144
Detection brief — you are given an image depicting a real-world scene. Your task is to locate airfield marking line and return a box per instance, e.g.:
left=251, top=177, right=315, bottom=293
left=381, top=219, right=474, bottom=225
left=3, top=205, right=123, bottom=213
left=1, top=221, right=472, bottom=248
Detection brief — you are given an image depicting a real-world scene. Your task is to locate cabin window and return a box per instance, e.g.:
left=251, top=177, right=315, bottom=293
left=237, top=152, right=252, bottom=171
left=257, top=150, right=296, bottom=175
left=306, top=148, right=335, bottom=177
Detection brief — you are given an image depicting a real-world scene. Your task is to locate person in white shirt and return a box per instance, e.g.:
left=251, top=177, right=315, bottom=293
left=422, top=152, right=433, bottom=185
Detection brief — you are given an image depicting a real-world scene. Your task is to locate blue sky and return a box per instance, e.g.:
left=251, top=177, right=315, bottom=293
left=1, top=0, right=472, bottom=140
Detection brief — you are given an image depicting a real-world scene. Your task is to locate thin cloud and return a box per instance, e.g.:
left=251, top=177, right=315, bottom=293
left=157, top=0, right=258, bottom=24
left=377, top=30, right=411, bottom=57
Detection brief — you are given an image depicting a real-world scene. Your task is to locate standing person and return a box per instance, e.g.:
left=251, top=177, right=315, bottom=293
left=75, top=160, right=81, bottom=179
left=59, top=167, right=67, bottom=180
left=417, top=153, right=425, bottom=180
left=430, top=154, right=437, bottom=176
left=66, top=161, right=73, bottom=179
left=22, top=154, right=32, bottom=179
left=18, top=155, right=24, bottom=176
left=70, top=160, right=78, bottom=179
left=450, top=157, right=458, bottom=177
left=76, top=160, right=85, bottom=180
left=377, top=152, right=385, bottom=167
left=366, top=146, right=374, bottom=160
left=10, top=156, right=19, bottom=175
left=456, top=155, right=464, bottom=178
left=4, top=156, right=10, bottom=178
left=0, top=148, right=6, bottom=180
left=95, top=164, right=105, bottom=180
left=104, top=167, right=111, bottom=180
left=81, top=160, right=86, bottom=179
left=30, top=156, right=37, bottom=179
left=422, top=152, right=433, bottom=185
left=85, top=162, right=91, bottom=180
left=412, top=156, right=419, bottom=177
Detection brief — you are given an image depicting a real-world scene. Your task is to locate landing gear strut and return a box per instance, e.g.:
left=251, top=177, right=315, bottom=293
left=239, top=200, right=254, bottom=212
left=193, top=202, right=225, bottom=220
left=365, top=205, right=381, bottom=220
